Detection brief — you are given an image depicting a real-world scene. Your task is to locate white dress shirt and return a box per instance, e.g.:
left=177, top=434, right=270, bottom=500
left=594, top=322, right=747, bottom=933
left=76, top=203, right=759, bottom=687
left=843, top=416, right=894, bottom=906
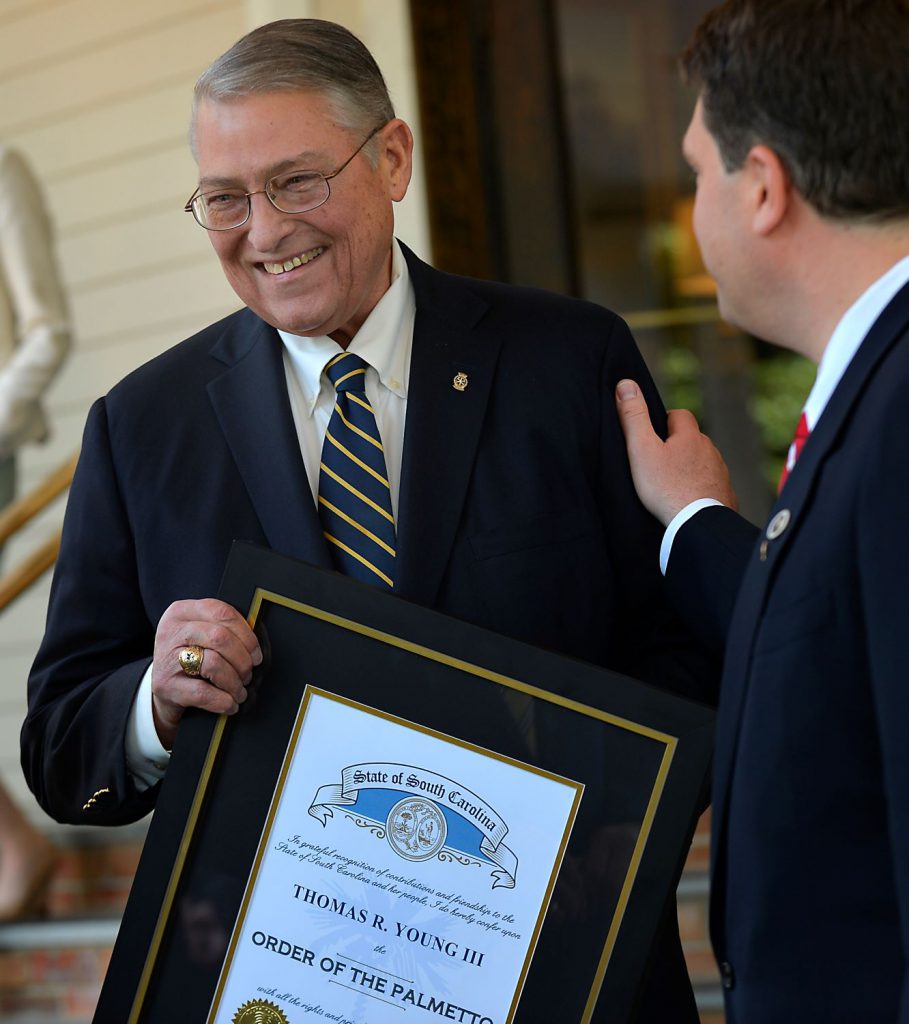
left=280, top=240, right=413, bottom=516
left=660, top=251, right=909, bottom=575
left=126, top=241, right=416, bottom=788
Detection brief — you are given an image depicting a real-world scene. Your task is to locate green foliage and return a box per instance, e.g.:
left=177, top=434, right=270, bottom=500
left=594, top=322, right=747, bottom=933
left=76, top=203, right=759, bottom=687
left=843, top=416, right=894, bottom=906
left=661, top=342, right=703, bottom=420
left=752, top=352, right=816, bottom=488
left=660, top=338, right=815, bottom=491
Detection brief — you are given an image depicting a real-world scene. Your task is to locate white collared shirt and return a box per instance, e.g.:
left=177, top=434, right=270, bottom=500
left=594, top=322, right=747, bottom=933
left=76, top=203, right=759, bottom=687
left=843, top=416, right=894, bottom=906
left=126, top=240, right=416, bottom=787
left=660, top=252, right=909, bottom=574
left=279, top=239, right=414, bottom=516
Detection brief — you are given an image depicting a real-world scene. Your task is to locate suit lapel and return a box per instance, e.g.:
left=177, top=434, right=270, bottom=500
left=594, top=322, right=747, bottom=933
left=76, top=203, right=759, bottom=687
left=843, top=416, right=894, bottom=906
left=394, top=248, right=500, bottom=605
left=203, top=250, right=505, bottom=597
left=206, top=311, right=332, bottom=569
left=710, top=283, right=909, bottom=926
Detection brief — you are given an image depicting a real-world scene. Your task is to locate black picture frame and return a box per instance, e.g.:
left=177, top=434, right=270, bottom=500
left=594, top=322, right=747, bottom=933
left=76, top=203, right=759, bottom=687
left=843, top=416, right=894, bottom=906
left=94, top=542, right=713, bottom=1024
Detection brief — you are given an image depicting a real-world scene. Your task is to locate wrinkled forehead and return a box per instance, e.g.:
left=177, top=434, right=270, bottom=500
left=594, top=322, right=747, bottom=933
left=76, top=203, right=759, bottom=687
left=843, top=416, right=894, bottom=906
left=191, top=88, right=353, bottom=161
left=191, top=91, right=358, bottom=186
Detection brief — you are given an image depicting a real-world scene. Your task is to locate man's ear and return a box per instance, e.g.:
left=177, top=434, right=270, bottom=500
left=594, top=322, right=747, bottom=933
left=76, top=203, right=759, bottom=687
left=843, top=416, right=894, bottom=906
left=380, top=118, right=414, bottom=201
left=745, top=144, right=791, bottom=236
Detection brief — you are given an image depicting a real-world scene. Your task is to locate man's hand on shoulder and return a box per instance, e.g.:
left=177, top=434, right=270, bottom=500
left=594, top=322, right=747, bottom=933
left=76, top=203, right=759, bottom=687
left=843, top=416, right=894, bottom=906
left=615, top=378, right=737, bottom=526
left=151, top=598, right=263, bottom=750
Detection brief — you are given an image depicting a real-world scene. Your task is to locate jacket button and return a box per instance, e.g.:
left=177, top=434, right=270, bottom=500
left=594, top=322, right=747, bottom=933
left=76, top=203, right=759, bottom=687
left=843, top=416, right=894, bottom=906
left=720, top=961, right=735, bottom=989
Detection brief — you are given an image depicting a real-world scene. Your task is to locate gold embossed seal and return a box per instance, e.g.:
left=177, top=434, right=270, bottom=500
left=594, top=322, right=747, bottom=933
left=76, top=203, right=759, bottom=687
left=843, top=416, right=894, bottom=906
left=232, top=999, right=289, bottom=1024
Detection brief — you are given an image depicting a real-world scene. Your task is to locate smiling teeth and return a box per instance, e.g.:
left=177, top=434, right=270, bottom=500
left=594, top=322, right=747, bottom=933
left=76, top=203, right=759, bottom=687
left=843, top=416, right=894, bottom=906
left=264, top=247, right=324, bottom=275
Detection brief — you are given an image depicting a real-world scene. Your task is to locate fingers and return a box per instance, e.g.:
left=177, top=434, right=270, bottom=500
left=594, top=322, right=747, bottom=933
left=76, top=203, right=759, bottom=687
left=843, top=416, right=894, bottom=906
left=666, top=407, right=702, bottom=437
left=615, top=378, right=676, bottom=524
left=617, top=380, right=701, bottom=444
left=179, top=643, right=248, bottom=704
left=151, top=598, right=263, bottom=747
left=615, top=378, right=735, bottom=526
left=615, top=378, right=661, bottom=453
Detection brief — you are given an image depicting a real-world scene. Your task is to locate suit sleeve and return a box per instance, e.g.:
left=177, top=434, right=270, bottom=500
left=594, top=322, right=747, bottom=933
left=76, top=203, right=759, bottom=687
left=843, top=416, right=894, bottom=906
left=664, top=504, right=760, bottom=656
left=858, top=405, right=909, bottom=978
left=22, top=398, right=159, bottom=825
left=596, top=316, right=724, bottom=706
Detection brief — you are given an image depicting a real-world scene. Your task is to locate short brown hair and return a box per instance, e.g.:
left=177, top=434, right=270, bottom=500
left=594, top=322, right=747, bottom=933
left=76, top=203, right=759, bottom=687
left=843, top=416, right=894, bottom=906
left=682, top=0, right=909, bottom=221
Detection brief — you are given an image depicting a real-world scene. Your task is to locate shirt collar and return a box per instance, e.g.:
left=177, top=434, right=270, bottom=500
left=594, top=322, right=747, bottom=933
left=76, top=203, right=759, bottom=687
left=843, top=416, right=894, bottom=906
left=804, top=252, right=909, bottom=429
left=277, top=239, right=414, bottom=416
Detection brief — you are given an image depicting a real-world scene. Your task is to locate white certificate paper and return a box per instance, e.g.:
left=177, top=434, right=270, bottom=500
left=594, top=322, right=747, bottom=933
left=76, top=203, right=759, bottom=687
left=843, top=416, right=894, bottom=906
left=208, top=688, right=583, bottom=1024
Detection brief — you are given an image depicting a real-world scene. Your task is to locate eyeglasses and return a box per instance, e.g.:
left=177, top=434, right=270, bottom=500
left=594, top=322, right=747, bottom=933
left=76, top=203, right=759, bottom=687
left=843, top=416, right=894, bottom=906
left=184, top=124, right=385, bottom=231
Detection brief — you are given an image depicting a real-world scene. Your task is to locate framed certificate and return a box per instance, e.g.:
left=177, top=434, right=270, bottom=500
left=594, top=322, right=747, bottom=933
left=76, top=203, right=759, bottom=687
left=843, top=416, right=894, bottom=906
left=95, top=542, right=713, bottom=1024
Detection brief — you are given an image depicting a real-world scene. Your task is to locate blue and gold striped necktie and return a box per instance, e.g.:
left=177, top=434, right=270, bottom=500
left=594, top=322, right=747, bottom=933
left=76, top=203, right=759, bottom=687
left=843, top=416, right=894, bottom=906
left=318, top=351, right=396, bottom=589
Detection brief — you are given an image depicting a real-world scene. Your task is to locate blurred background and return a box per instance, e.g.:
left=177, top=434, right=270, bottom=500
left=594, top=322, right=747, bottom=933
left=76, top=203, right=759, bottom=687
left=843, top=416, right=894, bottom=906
left=0, top=1, right=812, bottom=1020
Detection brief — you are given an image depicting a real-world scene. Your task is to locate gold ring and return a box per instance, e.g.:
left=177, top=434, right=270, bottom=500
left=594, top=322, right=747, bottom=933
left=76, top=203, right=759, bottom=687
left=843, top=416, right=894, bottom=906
left=178, top=645, right=205, bottom=677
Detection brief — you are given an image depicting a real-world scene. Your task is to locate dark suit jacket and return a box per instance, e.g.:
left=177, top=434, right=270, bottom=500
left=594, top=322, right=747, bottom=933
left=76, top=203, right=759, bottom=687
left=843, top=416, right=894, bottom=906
left=24, top=246, right=711, bottom=1021
left=667, top=281, right=909, bottom=1023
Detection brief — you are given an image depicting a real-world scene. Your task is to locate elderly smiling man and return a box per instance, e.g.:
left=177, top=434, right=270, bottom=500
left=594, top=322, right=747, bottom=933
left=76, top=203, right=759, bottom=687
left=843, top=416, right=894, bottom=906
left=23, top=20, right=712, bottom=1022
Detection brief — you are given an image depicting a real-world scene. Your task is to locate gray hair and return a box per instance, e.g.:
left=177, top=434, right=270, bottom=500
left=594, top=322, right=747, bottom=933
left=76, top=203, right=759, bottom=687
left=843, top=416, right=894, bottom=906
left=191, top=19, right=395, bottom=154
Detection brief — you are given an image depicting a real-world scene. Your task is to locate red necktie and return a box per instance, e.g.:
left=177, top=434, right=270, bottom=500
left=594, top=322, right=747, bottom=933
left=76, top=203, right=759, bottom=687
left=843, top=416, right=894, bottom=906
left=777, top=411, right=810, bottom=493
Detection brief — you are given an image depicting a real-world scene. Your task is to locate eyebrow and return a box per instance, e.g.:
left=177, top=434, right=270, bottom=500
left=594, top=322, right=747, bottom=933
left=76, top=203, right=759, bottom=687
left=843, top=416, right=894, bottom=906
left=197, top=151, right=329, bottom=190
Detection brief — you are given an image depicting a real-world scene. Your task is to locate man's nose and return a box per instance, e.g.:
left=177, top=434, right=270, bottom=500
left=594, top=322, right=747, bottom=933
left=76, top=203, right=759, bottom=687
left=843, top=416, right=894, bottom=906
left=245, top=190, right=297, bottom=252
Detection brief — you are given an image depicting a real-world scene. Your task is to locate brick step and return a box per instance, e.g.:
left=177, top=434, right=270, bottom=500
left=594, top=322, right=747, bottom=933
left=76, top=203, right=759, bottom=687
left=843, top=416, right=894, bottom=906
left=0, top=917, right=117, bottom=1023
left=0, top=830, right=141, bottom=1024
left=38, top=836, right=143, bottom=921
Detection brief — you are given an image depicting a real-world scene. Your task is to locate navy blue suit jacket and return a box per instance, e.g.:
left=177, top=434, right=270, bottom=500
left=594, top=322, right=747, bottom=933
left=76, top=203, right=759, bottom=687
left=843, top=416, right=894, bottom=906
left=24, top=247, right=712, bottom=1021
left=668, top=282, right=909, bottom=1023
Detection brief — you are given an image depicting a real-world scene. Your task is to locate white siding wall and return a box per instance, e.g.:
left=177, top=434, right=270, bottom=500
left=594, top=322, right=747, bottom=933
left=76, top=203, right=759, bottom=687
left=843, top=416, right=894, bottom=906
left=0, top=0, right=429, bottom=827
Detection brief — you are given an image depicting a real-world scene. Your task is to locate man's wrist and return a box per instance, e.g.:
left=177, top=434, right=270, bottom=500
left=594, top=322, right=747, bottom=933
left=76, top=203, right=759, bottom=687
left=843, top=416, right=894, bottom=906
left=660, top=498, right=725, bottom=575
left=125, top=663, right=171, bottom=791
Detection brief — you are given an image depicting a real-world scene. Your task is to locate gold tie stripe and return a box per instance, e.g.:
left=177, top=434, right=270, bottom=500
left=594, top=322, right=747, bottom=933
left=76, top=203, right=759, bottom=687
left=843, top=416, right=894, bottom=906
left=317, top=352, right=396, bottom=589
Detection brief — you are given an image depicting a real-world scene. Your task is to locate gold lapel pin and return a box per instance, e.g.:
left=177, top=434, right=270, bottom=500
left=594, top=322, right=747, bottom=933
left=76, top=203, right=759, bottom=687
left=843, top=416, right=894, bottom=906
left=452, top=371, right=469, bottom=392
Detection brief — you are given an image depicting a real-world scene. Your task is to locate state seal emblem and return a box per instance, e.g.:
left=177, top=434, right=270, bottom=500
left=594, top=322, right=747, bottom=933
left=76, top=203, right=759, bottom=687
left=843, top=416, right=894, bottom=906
left=232, top=998, right=289, bottom=1024
left=386, top=796, right=448, bottom=861
left=309, top=761, right=521, bottom=887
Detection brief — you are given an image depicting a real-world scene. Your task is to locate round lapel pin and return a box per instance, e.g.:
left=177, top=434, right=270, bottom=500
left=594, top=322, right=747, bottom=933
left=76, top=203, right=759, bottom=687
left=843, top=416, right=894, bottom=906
left=766, top=508, right=791, bottom=540
left=760, top=509, right=791, bottom=561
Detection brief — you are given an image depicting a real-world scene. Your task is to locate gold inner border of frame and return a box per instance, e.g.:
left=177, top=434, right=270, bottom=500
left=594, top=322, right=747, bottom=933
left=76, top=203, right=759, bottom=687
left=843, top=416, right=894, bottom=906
left=127, top=713, right=230, bottom=1023
left=128, top=587, right=678, bottom=1024
left=207, top=686, right=585, bottom=1024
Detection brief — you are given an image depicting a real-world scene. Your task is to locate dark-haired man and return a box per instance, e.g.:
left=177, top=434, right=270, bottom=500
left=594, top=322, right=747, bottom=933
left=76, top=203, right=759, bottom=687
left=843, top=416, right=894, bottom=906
left=23, top=19, right=710, bottom=1021
left=615, top=1, right=909, bottom=1020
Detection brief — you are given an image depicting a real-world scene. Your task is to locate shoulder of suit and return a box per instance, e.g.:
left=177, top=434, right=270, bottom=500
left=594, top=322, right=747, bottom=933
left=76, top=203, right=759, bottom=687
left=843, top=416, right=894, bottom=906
left=414, top=262, right=628, bottom=350
left=440, top=265, right=621, bottom=319
left=102, top=306, right=261, bottom=416
left=851, top=319, right=909, bottom=435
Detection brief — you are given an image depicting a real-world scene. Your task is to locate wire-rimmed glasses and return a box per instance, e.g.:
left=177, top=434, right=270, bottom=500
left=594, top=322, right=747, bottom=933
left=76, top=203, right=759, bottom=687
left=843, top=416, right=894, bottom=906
left=184, top=123, right=385, bottom=231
